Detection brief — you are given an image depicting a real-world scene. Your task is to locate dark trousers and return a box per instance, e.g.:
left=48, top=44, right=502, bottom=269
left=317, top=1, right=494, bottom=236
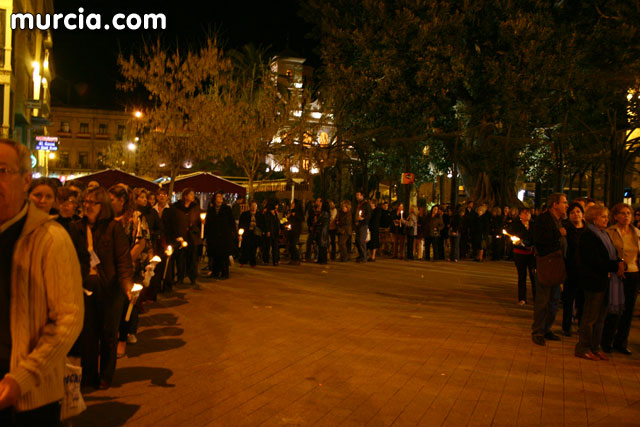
left=176, top=244, right=197, bottom=283
left=0, top=382, right=60, bottom=427
left=562, top=274, right=583, bottom=333
left=576, top=289, right=608, bottom=354
left=317, top=245, right=328, bottom=264
left=514, top=253, right=536, bottom=302
left=602, top=272, right=639, bottom=349
left=355, top=225, right=368, bottom=261
left=162, top=255, right=175, bottom=291
left=119, top=301, right=138, bottom=342
left=424, top=236, right=440, bottom=260
left=240, top=234, right=258, bottom=266
left=81, top=278, right=125, bottom=386
left=288, top=232, right=300, bottom=262
left=211, top=252, right=230, bottom=278
left=338, top=232, right=350, bottom=261
left=449, top=233, right=460, bottom=261
left=329, top=230, right=337, bottom=260
left=263, top=236, right=279, bottom=264
left=406, top=234, right=415, bottom=259
left=532, top=282, right=561, bottom=337
left=305, top=232, right=315, bottom=261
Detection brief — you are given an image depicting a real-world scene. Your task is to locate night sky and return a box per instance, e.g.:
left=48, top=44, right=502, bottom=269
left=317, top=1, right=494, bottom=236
left=51, top=0, right=318, bottom=109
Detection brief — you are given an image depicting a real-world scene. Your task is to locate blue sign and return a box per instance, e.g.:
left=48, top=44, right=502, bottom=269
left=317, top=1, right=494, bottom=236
left=35, top=136, right=58, bottom=151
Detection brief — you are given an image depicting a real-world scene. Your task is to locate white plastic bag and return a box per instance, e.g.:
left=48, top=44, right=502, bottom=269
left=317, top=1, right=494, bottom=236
left=60, top=357, right=86, bottom=421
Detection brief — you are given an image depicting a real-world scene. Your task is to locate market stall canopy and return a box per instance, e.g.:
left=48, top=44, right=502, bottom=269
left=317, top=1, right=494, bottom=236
left=171, top=172, right=246, bottom=197
left=70, top=169, right=159, bottom=191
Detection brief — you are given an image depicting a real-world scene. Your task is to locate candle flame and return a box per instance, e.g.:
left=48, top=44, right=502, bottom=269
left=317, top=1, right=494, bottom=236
left=238, top=228, right=245, bottom=236
left=150, top=255, right=161, bottom=263
left=132, top=283, right=143, bottom=292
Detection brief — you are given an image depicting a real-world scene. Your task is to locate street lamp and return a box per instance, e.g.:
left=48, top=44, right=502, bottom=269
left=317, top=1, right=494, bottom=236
left=134, top=110, right=143, bottom=118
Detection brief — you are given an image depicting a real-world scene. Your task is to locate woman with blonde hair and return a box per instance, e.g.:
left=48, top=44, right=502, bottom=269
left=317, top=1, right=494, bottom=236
left=602, top=203, right=640, bottom=355
left=575, top=205, right=625, bottom=361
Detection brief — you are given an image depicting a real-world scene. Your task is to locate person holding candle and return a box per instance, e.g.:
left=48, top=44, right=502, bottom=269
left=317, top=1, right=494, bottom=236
left=79, top=187, right=133, bottom=390
left=561, top=202, right=586, bottom=335
left=423, top=205, right=444, bottom=261
left=354, top=191, right=372, bottom=263
left=239, top=201, right=264, bottom=267
left=204, top=191, right=236, bottom=279
left=173, top=188, right=201, bottom=287
left=508, top=208, right=536, bottom=306
left=336, top=200, right=353, bottom=262
left=391, top=203, right=406, bottom=260
left=286, top=199, right=304, bottom=265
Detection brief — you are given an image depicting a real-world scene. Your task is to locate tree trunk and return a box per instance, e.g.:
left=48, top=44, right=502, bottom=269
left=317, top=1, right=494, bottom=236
left=578, top=172, right=583, bottom=198
left=590, top=164, right=597, bottom=198
left=451, top=162, right=458, bottom=207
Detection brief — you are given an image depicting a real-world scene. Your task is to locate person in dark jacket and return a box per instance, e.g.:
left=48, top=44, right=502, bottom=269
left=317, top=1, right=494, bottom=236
left=337, top=200, right=353, bottom=262
left=261, top=200, right=280, bottom=266
left=531, top=193, right=568, bottom=346
left=316, top=201, right=330, bottom=264
left=174, top=188, right=201, bottom=285
left=238, top=201, right=264, bottom=267
left=78, top=187, right=133, bottom=390
left=449, top=207, right=463, bottom=262
left=509, top=208, right=536, bottom=305
left=575, top=205, right=624, bottom=361
left=204, top=191, right=236, bottom=279
left=367, top=199, right=382, bottom=261
left=562, top=203, right=586, bottom=336
left=354, top=191, right=372, bottom=262
left=286, top=199, right=304, bottom=265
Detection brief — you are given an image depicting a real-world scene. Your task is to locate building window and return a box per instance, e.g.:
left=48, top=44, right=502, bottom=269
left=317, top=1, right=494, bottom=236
left=98, top=124, right=107, bottom=134
left=79, top=123, right=88, bottom=133
left=58, top=151, right=69, bottom=168
left=97, top=151, right=105, bottom=168
left=285, top=69, right=293, bottom=81
left=0, top=10, right=5, bottom=67
left=116, top=124, right=125, bottom=140
left=60, top=121, right=70, bottom=133
left=78, top=152, right=88, bottom=168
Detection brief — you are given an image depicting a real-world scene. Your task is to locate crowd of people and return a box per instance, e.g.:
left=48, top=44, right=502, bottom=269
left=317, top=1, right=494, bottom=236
left=1, top=133, right=639, bottom=423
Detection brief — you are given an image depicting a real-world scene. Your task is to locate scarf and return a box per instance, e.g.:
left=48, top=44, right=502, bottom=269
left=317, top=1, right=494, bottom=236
left=587, top=223, right=625, bottom=314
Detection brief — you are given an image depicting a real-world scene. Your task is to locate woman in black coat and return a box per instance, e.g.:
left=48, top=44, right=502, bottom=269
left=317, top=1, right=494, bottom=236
left=315, top=201, right=330, bottom=264
left=79, top=187, right=133, bottom=389
left=562, top=202, right=586, bottom=336
left=238, top=201, right=264, bottom=267
left=286, top=199, right=304, bottom=265
left=204, top=191, right=237, bottom=279
left=575, top=205, right=625, bottom=361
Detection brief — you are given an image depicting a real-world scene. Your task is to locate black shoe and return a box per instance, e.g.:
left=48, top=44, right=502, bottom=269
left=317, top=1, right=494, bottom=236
left=532, top=335, right=545, bottom=346
left=614, top=347, right=632, bottom=355
left=544, top=332, right=561, bottom=341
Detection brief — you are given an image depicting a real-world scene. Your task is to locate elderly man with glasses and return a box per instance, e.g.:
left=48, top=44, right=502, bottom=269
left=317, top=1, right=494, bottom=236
left=0, top=139, right=83, bottom=425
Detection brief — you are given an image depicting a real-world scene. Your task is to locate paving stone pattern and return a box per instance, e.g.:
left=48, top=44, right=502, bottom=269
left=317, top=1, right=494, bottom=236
left=69, top=260, right=640, bottom=426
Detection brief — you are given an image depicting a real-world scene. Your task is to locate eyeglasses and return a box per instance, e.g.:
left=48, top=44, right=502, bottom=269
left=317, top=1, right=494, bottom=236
left=0, top=166, right=22, bottom=177
left=83, top=200, right=101, bottom=206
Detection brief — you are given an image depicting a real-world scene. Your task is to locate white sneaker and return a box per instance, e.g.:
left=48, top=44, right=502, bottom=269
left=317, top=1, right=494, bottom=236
left=127, top=334, right=137, bottom=344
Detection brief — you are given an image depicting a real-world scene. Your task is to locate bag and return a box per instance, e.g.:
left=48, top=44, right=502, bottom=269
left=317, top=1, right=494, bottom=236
left=60, top=357, right=86, bottom=421
left=536, top=250, right=566, bottom=287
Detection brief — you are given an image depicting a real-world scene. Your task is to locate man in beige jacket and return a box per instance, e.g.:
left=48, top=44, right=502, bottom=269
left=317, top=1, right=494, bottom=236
left=0, top=139, right=84, bottom=424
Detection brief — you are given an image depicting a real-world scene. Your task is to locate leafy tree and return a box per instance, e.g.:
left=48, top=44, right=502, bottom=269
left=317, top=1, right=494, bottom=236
left=118, top=38, right=229, bottom=195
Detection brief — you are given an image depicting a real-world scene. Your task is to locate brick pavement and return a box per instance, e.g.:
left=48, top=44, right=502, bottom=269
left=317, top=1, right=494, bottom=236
left=68, top=260, right=640, bottom=426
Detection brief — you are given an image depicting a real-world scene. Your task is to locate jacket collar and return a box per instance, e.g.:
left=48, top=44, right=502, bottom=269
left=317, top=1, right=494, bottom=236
left=18, top=201, right=57, bottom=239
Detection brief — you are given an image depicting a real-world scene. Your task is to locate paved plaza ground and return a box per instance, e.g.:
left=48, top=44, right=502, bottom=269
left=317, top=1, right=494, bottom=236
left=69, top=259, right=640, bottom=426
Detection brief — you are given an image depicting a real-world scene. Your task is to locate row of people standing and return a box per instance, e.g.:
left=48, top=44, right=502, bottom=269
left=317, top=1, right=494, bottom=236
left=523, top=193, right=639, bottom=362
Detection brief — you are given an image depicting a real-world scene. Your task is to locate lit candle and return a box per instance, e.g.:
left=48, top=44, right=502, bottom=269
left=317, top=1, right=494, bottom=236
left=200, top=213, right=206, bottom=239
left=150, top=255, right=161, bottom=263
left=125, top=283, right=144, bottom=321
left=238, top=228, right=245, bottom=236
